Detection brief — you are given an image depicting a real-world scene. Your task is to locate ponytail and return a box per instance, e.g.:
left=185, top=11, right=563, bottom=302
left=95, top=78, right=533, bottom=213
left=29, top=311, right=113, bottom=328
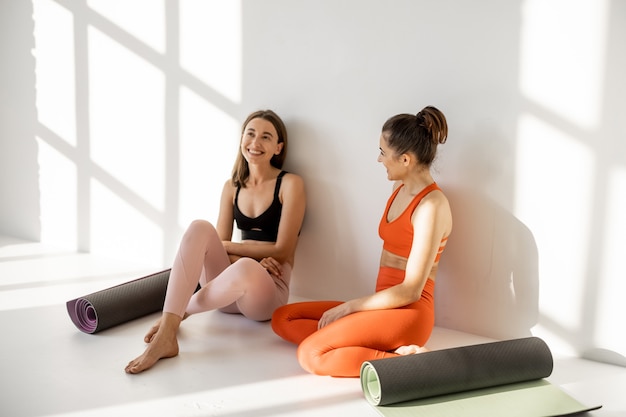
left=382, top=105, right=448, bottom=167
left=417, top=106, right=448, bottom=146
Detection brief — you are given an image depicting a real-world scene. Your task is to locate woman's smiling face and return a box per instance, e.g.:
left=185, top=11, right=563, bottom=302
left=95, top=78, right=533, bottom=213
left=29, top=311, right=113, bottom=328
left=240, top=117, right=283, bottom=165
left=378, top=133, right=404, bottom=181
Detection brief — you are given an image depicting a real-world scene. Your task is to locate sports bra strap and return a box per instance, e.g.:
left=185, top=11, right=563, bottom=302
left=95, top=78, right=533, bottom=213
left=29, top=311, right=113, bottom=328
left=274, top=170, right=287, bottom=199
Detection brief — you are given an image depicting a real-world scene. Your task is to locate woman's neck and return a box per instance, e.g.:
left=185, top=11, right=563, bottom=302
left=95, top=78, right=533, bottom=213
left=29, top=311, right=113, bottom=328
left=400, top=169, right=434, bottom=196
left=247, top=165, right=280, bottom=186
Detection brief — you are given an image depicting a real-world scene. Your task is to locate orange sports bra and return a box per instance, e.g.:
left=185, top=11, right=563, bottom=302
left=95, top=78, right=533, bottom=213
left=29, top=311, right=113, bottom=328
left=378, top=182, right=448, bottom=260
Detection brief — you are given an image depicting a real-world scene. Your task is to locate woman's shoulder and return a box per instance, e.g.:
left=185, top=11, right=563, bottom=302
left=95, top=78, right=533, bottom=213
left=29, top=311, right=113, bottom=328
left=221, top=178, right=237, bottom=199
left=419, top=187, right=452, bottom=226
left=281, top=171, right=304, bottom=186
left=422, top=186, right=450, bottom=208
left=222, top=178, right=236, bottom=189
left=279, top=171, right=305, bottom=198
left=413, top=185, right=451, bottom=220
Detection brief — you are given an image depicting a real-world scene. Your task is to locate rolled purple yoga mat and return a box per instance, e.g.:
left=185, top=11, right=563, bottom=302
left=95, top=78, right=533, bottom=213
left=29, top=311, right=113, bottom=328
left=360, top=336, right=554, bottom=406
left=66, top=269, right=171, bottom=334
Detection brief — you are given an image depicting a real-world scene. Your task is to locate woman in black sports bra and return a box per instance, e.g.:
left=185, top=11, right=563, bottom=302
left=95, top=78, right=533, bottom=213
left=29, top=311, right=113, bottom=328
left=126, top=110, right=306, bottom=374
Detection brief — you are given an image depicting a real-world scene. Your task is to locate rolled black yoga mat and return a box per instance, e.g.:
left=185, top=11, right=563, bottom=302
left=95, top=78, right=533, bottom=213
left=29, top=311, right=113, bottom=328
left=66, top=269, right=171, bottom=334
left=360, top=337, right=553, bottom=406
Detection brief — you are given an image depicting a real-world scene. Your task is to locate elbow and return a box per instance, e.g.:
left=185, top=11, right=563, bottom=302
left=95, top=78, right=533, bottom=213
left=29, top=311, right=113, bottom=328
left=402, top=293, right=421, bottom=307
left=377, top=284, right=422, bottom=309
left=271, top=237, right=298, bottom=264
left=401, top=283, right=425, bottom=306
left=270, top=244, right=291, bottom=265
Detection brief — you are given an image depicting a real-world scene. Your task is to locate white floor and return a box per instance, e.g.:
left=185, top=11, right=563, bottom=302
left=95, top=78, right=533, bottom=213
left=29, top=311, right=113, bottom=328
left=1, top=235, right=625, bottom=417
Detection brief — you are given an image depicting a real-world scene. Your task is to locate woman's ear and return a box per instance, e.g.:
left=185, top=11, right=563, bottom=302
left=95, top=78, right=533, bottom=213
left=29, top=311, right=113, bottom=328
left=275, top=142, right=284, bottom=155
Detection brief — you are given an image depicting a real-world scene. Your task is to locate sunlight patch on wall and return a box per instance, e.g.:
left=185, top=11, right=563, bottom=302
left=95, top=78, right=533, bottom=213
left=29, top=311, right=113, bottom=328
left=33, top=0, right=77, bottom=146
left=88, top=26, right=166, bottom=212
left=594, top=166, right=626, bottom=353
left=515, top=114, right=594, bottom=334
left=36, top=138, right=77, bottom=249
left=87, top=0, right=166, bottom=53
left=180, top=0, right=242, bottom=103
left=90, top=179, right=162, bottom=264
left=29, top=0, right=244, bottom=265
left=519, top=0, right=608, bottom=129
left=179, top=87, right=240, bottom=225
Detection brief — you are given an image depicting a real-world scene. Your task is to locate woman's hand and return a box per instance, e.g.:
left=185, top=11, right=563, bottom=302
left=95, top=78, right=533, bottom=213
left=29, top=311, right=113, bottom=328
left=318, top=302, right=353, bottom=329
left=260, top=256, right=283, bottom=279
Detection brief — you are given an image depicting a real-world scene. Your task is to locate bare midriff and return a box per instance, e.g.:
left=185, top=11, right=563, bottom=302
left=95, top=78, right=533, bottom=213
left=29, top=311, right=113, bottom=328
left=380, top=249, right=407, bottom=270
left=379, top=249, right=438, bottom=282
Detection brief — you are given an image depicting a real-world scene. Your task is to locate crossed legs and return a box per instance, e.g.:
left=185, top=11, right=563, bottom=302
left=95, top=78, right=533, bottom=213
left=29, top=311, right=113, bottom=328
left=271, top=299, right=433, bottom=377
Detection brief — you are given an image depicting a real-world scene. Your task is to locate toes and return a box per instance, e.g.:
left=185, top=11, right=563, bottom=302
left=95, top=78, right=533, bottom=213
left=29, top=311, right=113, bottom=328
left=124, top=357, right=149, bottom=374
left=395, top=344, right=427, bottom=355
left=125, top=360, right=138, bottom=374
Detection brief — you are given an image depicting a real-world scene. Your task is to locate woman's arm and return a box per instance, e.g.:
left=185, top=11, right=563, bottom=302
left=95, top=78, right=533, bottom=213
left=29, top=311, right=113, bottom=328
left=318, top=191, right=451, bottom=328
left=214, top=180, right=243, bottom=263
left=223, top=173, right=306, bottom=264
left=216, top=180, right=235, bottom=241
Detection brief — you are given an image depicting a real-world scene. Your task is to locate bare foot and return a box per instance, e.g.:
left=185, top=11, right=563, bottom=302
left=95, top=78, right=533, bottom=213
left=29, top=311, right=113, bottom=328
left=394, top=344, right=429, bottom=355
left=125, top=333, right=179, bottom=374
left=125, top=313, right=182, bottom=374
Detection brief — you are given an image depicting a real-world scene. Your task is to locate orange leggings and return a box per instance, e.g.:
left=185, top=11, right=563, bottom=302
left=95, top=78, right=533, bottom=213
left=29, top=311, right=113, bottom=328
left=271, top=269, right=435, bottom=377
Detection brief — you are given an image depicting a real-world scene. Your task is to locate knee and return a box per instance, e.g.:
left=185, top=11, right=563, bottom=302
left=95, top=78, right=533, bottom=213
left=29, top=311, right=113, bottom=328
left=232, top=257, right=263, bottom=274
left=296, top=340, right=325, bottom=376
left=188, top=219, right=217, bottom=233
left=271, top=304, right=288, bottom=322
left=227, top=257, right=270, bottom=289
left=184, top=219, right=218, bottom=241
left=270, top=305, right=289, bottom=335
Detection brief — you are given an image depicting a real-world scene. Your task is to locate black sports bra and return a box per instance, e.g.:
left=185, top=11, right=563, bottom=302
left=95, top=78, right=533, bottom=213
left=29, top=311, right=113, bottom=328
left=234, top=171, right=286, bottom=242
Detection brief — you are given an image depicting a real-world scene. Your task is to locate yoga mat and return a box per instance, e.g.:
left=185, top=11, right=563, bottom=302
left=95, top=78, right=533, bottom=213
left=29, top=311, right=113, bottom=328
left=360, top=337, right=602, bottom=417
left=66, top=269, right=171, bottom=334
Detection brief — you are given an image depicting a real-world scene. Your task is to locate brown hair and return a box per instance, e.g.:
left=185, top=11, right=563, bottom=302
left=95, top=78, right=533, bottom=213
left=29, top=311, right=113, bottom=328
left=382, top=105, right=448, bottom=167
left=231, top=110, right=288, bottom=188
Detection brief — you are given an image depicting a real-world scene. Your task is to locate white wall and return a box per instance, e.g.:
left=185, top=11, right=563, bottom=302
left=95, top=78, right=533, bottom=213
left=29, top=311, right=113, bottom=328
left=1, top=0, right=625, bottom=365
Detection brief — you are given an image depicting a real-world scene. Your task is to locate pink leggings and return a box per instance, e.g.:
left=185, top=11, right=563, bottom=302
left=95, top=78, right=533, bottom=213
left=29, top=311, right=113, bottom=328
left=163, top=220, right=291, bottom=322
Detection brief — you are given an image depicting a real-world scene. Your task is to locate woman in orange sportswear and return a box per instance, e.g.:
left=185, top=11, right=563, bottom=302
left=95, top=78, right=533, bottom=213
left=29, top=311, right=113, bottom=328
left=271, top=106, right=452, bottom=377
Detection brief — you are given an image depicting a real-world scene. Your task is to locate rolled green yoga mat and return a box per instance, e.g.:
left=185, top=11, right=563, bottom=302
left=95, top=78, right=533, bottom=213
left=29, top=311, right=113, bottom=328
left=66, top=269, right=171, bottom=334
left=360, top=337, right=602, bottom=417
